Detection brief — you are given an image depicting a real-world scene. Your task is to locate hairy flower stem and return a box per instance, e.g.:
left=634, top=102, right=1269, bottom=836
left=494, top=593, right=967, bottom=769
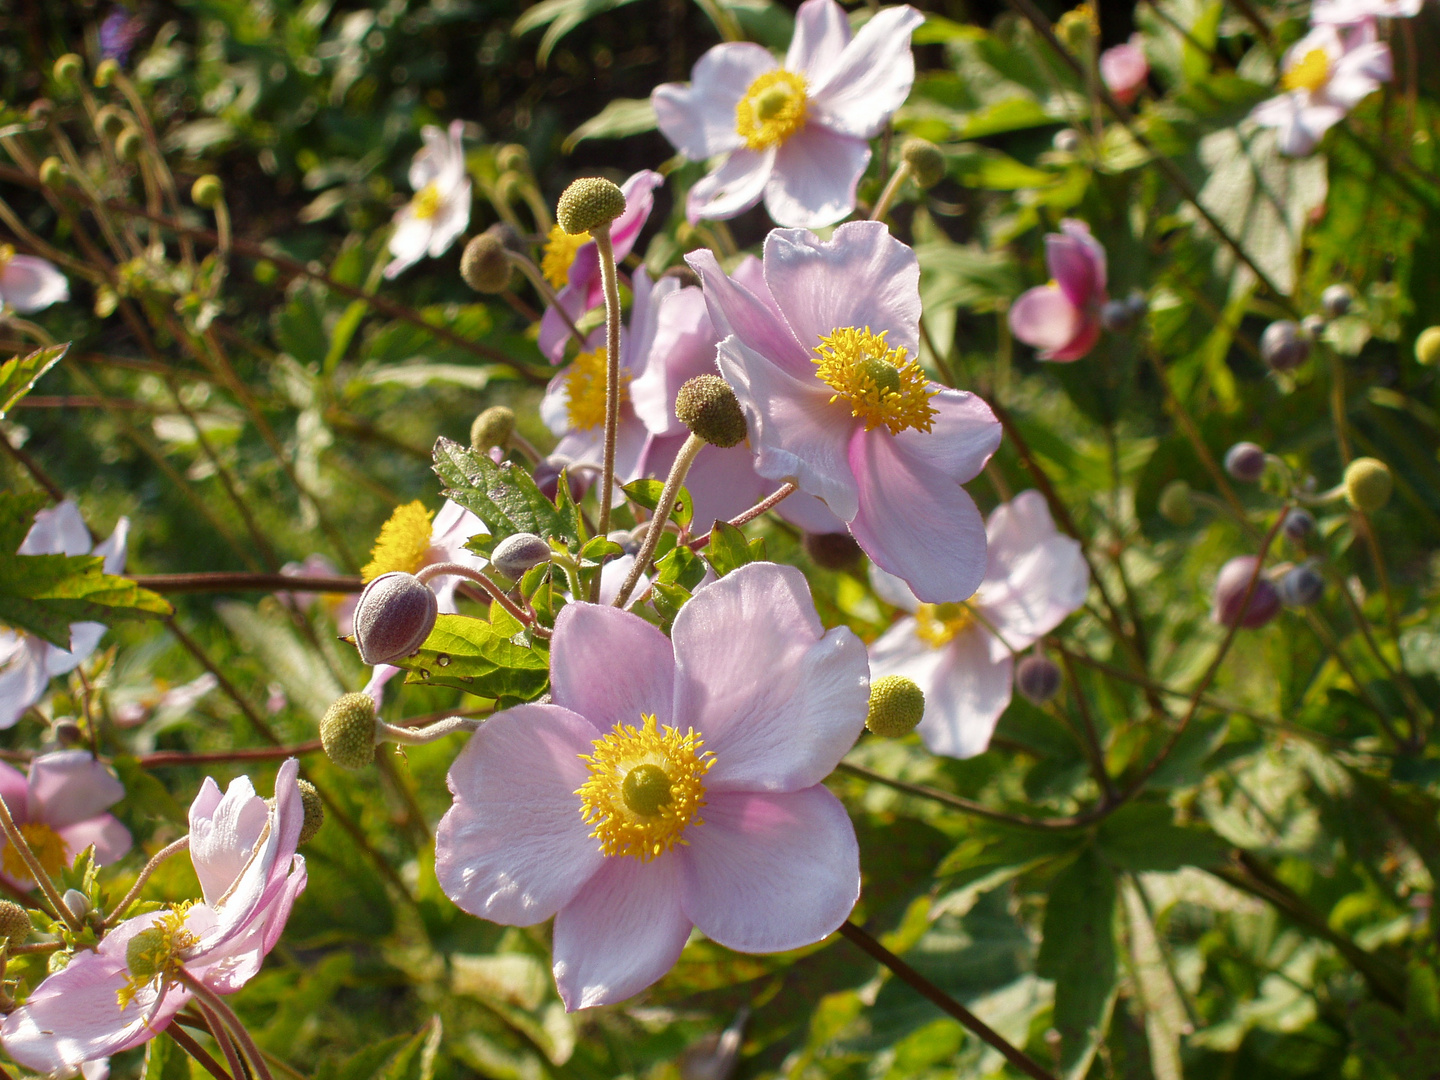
left=415, top=561, right=551, bottom=638
left=167, top=1023, right=236, bottom=1080
left=838, top=922, right=1060, bottom=1080
left=193, top=999, right=247, bottom=1080
left=869, top=161, right=912, bottom=223
left=0, top=793, right=80, bottom=932
left=613, top=434, right=704, bottom=608
left=376, top=716, right=480, bottom=745
left=592, top=223, right=623, bottom=554
left=178, top=971, right=276, bottom=1080
left=105, top=836, right=191, bottom=926
left=506, top=252, right=588, bottom=349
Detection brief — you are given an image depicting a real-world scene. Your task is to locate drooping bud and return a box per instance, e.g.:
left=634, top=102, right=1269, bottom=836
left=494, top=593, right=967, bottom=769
left=556, top=177, right=626, bottom=235
left=1211, top=555, right=1281, bottom=629
left=1278, top=563, right=1324, bottom=607
left=1015, top=655, right=1063, bottom=705
left=95, top=105, right=126, bottom=138
left=93, top=59, right=121, bottom=87
left=125, top=925, right=167, bottom=981
left=900, top=138, right=945, bottom=189
left=62, top=889, right=88, bottom=919
left=320, top=692, right=379, bottom=771
left=52, top=54, right=83, bottom=90
left=460, top=233, right=512, bottom=293
left=115, top=126, right=144, bottom=163
left=661, top=264, right=701, bottom=289
left=191, top=175, right=223, bottom=209
left=803, top=531, right=863, bottom=571
left=51, top=718, right=84, bottom=746
left=1224, top=442, right=1266, bottom=483
left=1158, top=480, right=1194, bottom=526
left=38, top=157, right=65, bottom=189
left=352, top=571, right=438, bottom=665
left=491, top=532, right=552, bottom=579
left=296, top=779, right=325, bottom=844
left=1415, top=326, right=1440, bottom=367
left=866, top=675, right=925, bottom=737
left=1282, top=508, right=1315, bottom=541
left=1259, top=320, right=1310, bottom=373
left=1100, top=299, right=1135, bottom=333
left=1320, top=283, right=1353, bottom=319
left=675, top=375, right=747, bottom=448
left=1344, top=457, right=1392, bottom=512
left=470, top=405, right=516, bottom=451
left=495, top=144, right=530, bottom=173
left=0, top=901, right=31, bottom=944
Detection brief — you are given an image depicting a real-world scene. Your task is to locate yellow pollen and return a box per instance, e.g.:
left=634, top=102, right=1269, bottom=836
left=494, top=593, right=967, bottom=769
left=735, top=70, right=808, bottom=151
left=1282, top=48, right=1331, bottom=94
left=813, top=327, right=938, bottom=436
left=362, top=500, right=434, bottom=582
left=117, top=905, right=199, bottom=1011
left=412, top=182, right=444, bottom=221
left=1, top=822, right=67, bottom=882
left=576, top=714, right=713, bottom=861
left=0, top=244, right=13, bottom=273
left=563, top=347, right=629, bottom=431
left=914, top=603, right=975, bottom=648
left=541, top=224, right=590, bottom=289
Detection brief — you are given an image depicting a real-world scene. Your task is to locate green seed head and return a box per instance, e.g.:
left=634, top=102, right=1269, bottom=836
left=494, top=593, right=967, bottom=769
left=320, top=692, right=379, bottom=771
left=900, top=138, right=945, bottom=189
left=191, top=175, right=223, bottom=209
left=296, top=779, right=325, bottom=844
left=866, top=675, right=926, bottom=738
left=1158, top=479, right=1194, bottom=525
left=1415, top=326, right=1440, bottom=367
left=125, top=926, right=168, bottom=982
left=38, top=157, right=65, bottom=189
left=859, top=355, right=902, bottom=397
left=621, top=764, right=673, bottom=817
left=460, top=233, right=512, bottom=294
left=0, top=901, right=31, bottom=944
left=115, top=126, right=144, bottom=163
left=470, top=405, right=517, bottom=451
left=674, top=374, right=748, bottom=448
left=556, top=177, right=626, bottom=235
left=1344, top=457, right=1392, bottom=513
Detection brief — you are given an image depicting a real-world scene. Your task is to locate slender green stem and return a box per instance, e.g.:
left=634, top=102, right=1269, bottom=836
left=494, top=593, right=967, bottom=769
left=106, top=836, right=190, bottom=926
left=178, top=970, right=277, bottom=1080
left=591, top=223, right=623, bottom=551
left=613, top=433, right=704, bottom=608
left=870, top=161, right=913, bottom=223
left=0, top=794, right=79, bottom=931
left=415, top=561, right=550, bottom=638
left=167, top=1023, right=236, bottom=1080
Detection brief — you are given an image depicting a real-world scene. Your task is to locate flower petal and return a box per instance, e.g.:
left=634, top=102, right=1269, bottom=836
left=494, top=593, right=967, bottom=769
left=808, top=5, right=924, bottom=138
left=786, top=0, right=852, bottom=82
left=914, top=627, right=1014, bottom=759
left=687, top=148, right=775, bottom=223
left=646, top=437, right=771, bottom=532
left=58, top=815, right=133, bottom=868
left=189, top=773, right=269, bottom=907
left=681, top=786, right=859, bottom=951
left=552, top=853, right=690, bottom=1010
left=847, top=425, right=988, bottom=603
left=1049, top=220, right=1107, bottom=306
left=1008, top=284, right=1081, bottom=354
left=685, top=249, right=810, bottom=377
left=890, top=388, right=1001, bottom=485
left=426, top=178, right=471, bottom=259
left=868, top=565, right=921, bottom=612
left=764, top=125, right=870, bottom=228
left=551, top=602, right=677, bottom=729
left=654, top=44, right=774, bottom=160
left=978, top=530, right=1088, bottom=659
left=672, top=562, right=868, bottom=791
left=611, top=171, right=666, bottom=259
left=0, top=256, right=69, bottom=314
left=868, top=617, right=949, bottom=688
left=774, top=488, right=849, bottom=533
left=629, top=286, right=718, bottom=438
left=0, top=640, right=48, bottom=730
left=1325, top=41, right=1391, bottom=107
left=435, top=704, right=604, bottom=924
left=540, top=283, right=587, bottom=363
left=90, top=517, right=129, bottom=575
left=27, top=751, right=125, bottom=829
left=19, top=500, right=90, bottom=557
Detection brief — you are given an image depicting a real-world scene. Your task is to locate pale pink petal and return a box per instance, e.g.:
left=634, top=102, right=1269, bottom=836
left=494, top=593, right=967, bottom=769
left=1099, top=42, right=1148, bottom=103
left=383, top=214, right=434, bottom=279
left=654, top=45, right=774, bottom=160
left=91, top=517, right=129, bottom=575
left=807, top=5, right=924, bottom=138
left=685, top=249, right=811, bottom=377
left=868, top=617, right=949, bottom=690
left=716, top=336, right=859, bottom=520
left=20, top=500, right=91, bottom=557
left=687, top=148, right=775, bottom=223
left=977, top=534, right=1088, bottom=660
left=786, top=0, right=852, bottom=81
left=192, top=858, right=307, bottom=993
left=362, top=664, right=400, bottom=711
left=1324, top=41, right=1391, bottom=107
left=0, top=641, right=48, bottom=729
left=551, top=602, right=676, bottom=729
left=681, top=786, right=859, bottom=951
left=435, top=704, right=604, bottom=924
left=1048, top=221, right=1105, bottom=308
left=189, top=772, right=269, bottom=906
left=47, top=622, right=107, bottom=675
left=644, top=436, right=770, bottom=531
left=889, top=388, right=1001, bottom=485
left=611, top=171, right=666, bottom=259
left=1008, top=285, right=1082, bottom=354
left=672, top=562, right=868, bottom=791
left=868, top=565, right=921, bottom=612
left=540, top=282, right=588, bottom=362
left=552, top=853, right=690, bottom=1010
left=426, top=178, right=471, bottom=258
left=764, top=125, right=870, bottom=228
left=774, top=488, right=848, bottom=533
left=57, top=814, right=133, bottom=867
left=914, top=626, right=1014, bottom=759
left=28, top=751, right=125, bottom=828
left=408, top=124, right=451, bottom=190
left=848, top=426, right=988, bottom=603
left=630, top=286, right=717, bottom=437
left=1312, top=0, right=1420, bottom=21
left=0, top=256, right=69, bottom=314
left=763, top=221, right=921, bottom=357
left=0, top=762, right=27, bottom=823
left=598, top=554, right=648, bottom=608
left=982, top=490, right=1058, bottom=576
left=1041, top=310, right=1101, bottom=363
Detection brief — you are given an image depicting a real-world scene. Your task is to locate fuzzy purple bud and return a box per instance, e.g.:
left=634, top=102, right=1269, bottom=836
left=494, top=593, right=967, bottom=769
left=352, top=571, right=438, bottom=665
left=1211, top=556, right=1281, bottom=629
left=1224, top=442, right=1267, bottom=483
left=1260, top=321, right=1310, bottom=372
left=1283, top=508, right=1315, bottom=542
left=1015, top=655, right=1063, bottom=705
left=1278, top=563, right=1324, bottom=607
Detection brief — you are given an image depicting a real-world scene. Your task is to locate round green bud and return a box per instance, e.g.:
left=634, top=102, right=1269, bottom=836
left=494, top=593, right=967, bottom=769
left=674, top=375, right=748, bottom=448
left=470, top=405, right=516, bottom=451
left=1344, top=457, right=1392, bottom=513
left=556, top=177, right=626, bottom=236
left=621, top=764, right=673, bottom=817
left=115, top=126, right=144, bottom=163
left=93, top=59, right=121, bottom=88
left=62, top=889, right=89, bottom=919
left=253, top=259, right=279, bottom=285
left=125, top=925, right=167, bottom=981
left=900, top=138, right=945, bottom=189
left=495, top=144, right=530, bottom=173
left=52, top=54, right=84, bottom=89
left=320, top=692, right=379, bottom=771
left=38, top=157, right=65, bottom=189
left=802, top=531, right=863, bottom=571
left=866, top=675, right=926, bottom=738
left=460, top=233, right=512, bottom=293
left=0, top=901, right=32, bottom=944
left=296, top=779, right=325, bottom=844
left=1415, top=326, right=1440, bottom=367
left=95, top=105, right=127, bottom=138
left=1158, top=480, right=1194, bottom=526
left=191, top=175, right=223, bottom=209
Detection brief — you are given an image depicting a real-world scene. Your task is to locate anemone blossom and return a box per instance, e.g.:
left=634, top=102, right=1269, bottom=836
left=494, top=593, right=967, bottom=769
left=1008, top=219, right=1108, bottom=363
left=0, top=248, right=69, bottom=313
left=384, top=121, right=472, bottom=279
left=0, top=751, right=132, bottom=889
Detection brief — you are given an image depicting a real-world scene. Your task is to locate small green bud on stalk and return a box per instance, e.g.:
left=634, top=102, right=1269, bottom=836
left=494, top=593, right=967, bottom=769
left=491, top=532, right=552, bottom=580
left=62, top=889, right=88, bottom=920
left=1415, top=326, right=1440, bottom=367
left=93, top=59, right=121, bottom=87
left=0, top=901, right=32, bottom=944
left=296, top=780, right=325, bottom=843
left=1158, top=480, right=1194, bottom=525
left=38, top=157, right=65, bottom=189
left=866, top=675, right=925, bottom=737
left=460, top=233, right=512, bottom=293
left=320, top=693, right=380, bottom=771
left=52, top=54, right=83, bottom=90
left=115, top=126, right=144, bottom=163
left=470, top=405, right=516, bottom=451
left=675, top=375, right=748, bottom=448
left=556, top=177, right=626, bottom=235
left=1344, top=457, right=1392, bottom=513
left=352, top=571, right=438, bottom=665
left=191, top=175, right=223, bottom=209
left=899, top=138, right=945, bottom=189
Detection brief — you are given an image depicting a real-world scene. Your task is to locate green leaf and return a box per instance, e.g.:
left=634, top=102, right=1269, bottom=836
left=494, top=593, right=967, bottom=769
left=622, top=478, right=693, bottom=531
left=1095, top=802, right=1228, bottom=871
left=146, top=1032, right=196, bottom=1080
left=0, top=343, right=67, bottom=419
left=0, top=491, right=49, bottom=553
left=563, top=97, right=657, bottom=152
left=649, top=582, right=691, bottom=631
left=0, top=552, right=172, bottom=649
left=703, top=521, right=752, bottom=577
left=654, top=544, right=706, bottom=591
left=391, top=613, right=549, bottom=702
left=432, top=437, right=581, bottom=549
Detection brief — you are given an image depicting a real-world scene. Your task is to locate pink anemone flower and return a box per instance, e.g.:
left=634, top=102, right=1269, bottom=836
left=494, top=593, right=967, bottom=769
left=686, top=221, right=1002, bottom=603
left=1008, top=219, right=1108, bottom=363
left=1311, top=0, right=1422, bottom=23
left=0, top=249, right=68, bottom=313
left=435, top=562, right=868, bottom=1010
left=652, top=0, right=923, bottom=228
left=384, top=121, right=472, bottom=279
left=538, top=170, right=664, bottom=362
left=1099, top=37, right=1149, bottom=105
left=867, top=492, right=1088, bottom=759
left=0, top=501, right=128, bottom=729
left=0, top=751, right=132, bottom=889
left=1, top=760, right=307, bottom=1074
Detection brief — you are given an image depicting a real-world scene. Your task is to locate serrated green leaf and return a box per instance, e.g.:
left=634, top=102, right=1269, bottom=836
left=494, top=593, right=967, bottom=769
left=1036, top=848, right=1118, bottom=1079
left=391, top=613, right=549, bottom=701
left=654, top=544, right=706, bottom=591
left=649, top=582, right=691, bottom=631
left=433, top=437, right=581, bottom=548
left=703, top=521, right=751, bottom=577
left=0, top=343, right=67, bottom=419
left=0, top=553, right=172, bottom=648
left=0, top=491, right=49, bottom=553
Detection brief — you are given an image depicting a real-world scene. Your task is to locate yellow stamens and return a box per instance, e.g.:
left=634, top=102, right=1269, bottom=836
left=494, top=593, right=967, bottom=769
left=576, top=714, right=713, bottom=861
left=0, top=244, right=13, bottom=272
left=562, top=347, right=629, bottom=431
left=541, top=224, right=590, bottom=289
left=412, top=182, right=444, bottom=221
left=813, top=327, right=938, bottom=436
left=1, top=822, right=67, bottom=881
left=914, top=603, right=975, bottom=648
left=117, top=905, right=198, bottom=1011
left=361, top=500, right=434, bottom=582
left=735, top=70, right=809, bottom=152
left=1282, top=48, right=1331, bottom=94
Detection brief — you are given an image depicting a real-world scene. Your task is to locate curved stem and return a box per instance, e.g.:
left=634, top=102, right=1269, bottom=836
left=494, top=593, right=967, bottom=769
left=507, top=252, right=588, bottom=351
left=870, top=161, right=913, bottom=223
left=0, top=792, right=79, bottom=931
left=591, top=224, right=623, bottom=550
left=415, top=561, right=550, bottom=638
left=376, top=716, right=480, bottom=745
left=614, top=433, right=704, bottom=608
left=687, top=483, right=797, bottom=550
left=106, top=836, right=190, bottom=926
left=177, top=971, right=276, bottom=1080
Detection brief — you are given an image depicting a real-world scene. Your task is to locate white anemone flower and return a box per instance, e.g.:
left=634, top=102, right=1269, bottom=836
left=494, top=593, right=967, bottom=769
left=384, top=120, right=472, bottom=279
left=1248, top=21, right=1392, bottom=156
left=866, top=491, right=1088, bottom=759
left=1311, top=0, right=1422, bottom=24
left=0, top=247, right=69, bottom=314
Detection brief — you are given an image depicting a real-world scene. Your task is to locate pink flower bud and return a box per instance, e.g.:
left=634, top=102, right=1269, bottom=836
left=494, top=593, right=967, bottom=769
left=1211, top=556, right=1281, bottom=628
left=352, top=571, right=438, bottom=665
left=1100, top=40, right=1149, bottom=105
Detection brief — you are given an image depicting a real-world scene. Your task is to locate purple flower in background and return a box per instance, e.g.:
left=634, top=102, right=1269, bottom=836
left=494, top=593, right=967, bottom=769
left=653, top=0, right=923, bottom=228
left=1008, top=220, right=1108, bottom=363
left=0, top=751, right=132, bottom=889
left=99, top=8, right=147, bottom=64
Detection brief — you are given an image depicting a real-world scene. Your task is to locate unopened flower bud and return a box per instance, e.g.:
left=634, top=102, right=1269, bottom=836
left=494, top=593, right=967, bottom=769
left=661, top=264, right=701, bottom=289
left=461, top=233, right=512, bottom=293
left=126, top=925, right=167, bottom=981
left=1211, top=555, right=1281, bottom=629
left=1415, top=326, right=1440, bottom=367
left=556, top=177, right=626, bottom=235
left=38, top=157, right=65, bottom=189
left=803, top=531, right=863, bottom=571
left=470, top=405, right=516, bottom=451
left=675, top=375, right=747, bottom=448
left=52, top=54, right=83, bottom=89
left=900, top=138, right=945, bottom=189
left=1053, top=128, right=1081, bottom=153
left=495, top=144, right=530, bottom=173
left=1158, top=480, right=1194, bottom=525
left=1278, top=563, right=1324, bottom=607
left=1260, top=320, right=1310, bottom=372
left=1100, top=299, right=1135, bottom=333
left=1224, top=442, right=1266, bottom=483
left=62, top=889, right=88, bottom=919
left=0, top=901, right=31, bottom=944
left=352, top=571, right=438, bottom=665
left=866, top=675, right=925, bottom=737
left=191, top=175, right=223, bottom=209
left=95, top=105, right=126, bottom=138
left=1320, top=283, right=1353, bottom=319
left=320, top=692, right=379, bottom=770
left=115, top=126, right=144, bottom=163
left=491, top=532, right=552, bottom=579
left=296, top=779, right=324, bottom=843
left=1344, top=457, right=1392, bottom=513
left=93, top=59, right=121, bottom=87
left=485, top=221, right=524, bottom=253
left=1015, top=655, right=1063, bottom=705
left=1283, top=508, right=1315, bottom=541
left=51, top=718, right=84, bottom=746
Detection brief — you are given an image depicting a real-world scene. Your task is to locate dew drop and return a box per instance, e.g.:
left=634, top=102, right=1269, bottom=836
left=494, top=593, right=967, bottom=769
left=418, top=669, right=431, bottom=680
left=436, top=654, right=452, bottom=667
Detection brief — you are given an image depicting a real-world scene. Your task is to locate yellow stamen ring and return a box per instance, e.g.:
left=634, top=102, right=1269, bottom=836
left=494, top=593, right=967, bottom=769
left=735, top=70, right=809, bottom=152
left=563, top=347, right=629, bottom=431
left=813, top=327, right=938, bottom=436
left=914, top=602, right=975, bottom=648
